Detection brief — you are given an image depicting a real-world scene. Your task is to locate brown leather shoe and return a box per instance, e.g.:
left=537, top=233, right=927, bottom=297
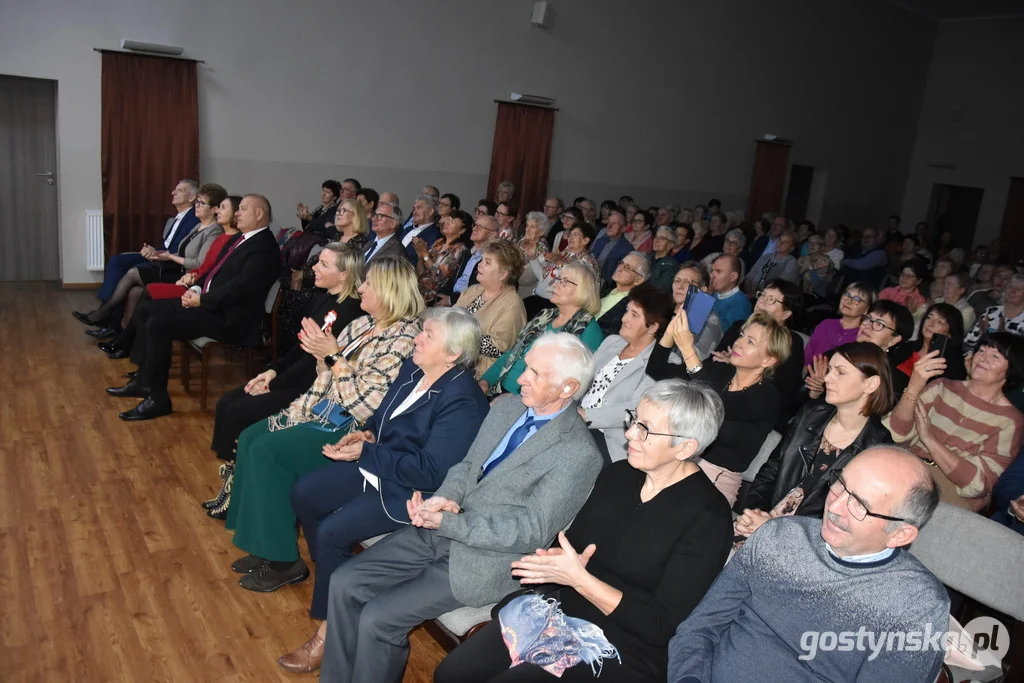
left=277, top=632, right=324, bottom=673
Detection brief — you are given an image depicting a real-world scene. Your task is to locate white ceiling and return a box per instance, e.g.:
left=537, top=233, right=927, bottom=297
left=889, top=0, right=1024, bottom=20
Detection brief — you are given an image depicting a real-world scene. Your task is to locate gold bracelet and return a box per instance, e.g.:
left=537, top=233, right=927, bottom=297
left=904, top=393, right=919, bottom=403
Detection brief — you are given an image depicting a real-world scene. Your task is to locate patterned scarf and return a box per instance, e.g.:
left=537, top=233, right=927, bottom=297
left=487, top=307, right=593, bottom=397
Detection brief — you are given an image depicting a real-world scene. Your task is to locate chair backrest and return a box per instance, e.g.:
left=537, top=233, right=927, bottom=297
left=909, top=502, right=1024, bottom=622
left=741, top=430, right=781, bottom=483
left=264, top=279, right=282, bottom=314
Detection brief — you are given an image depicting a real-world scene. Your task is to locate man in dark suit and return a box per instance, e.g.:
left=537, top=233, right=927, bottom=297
left=398, top=195, right=441, bottom=265
left=542, top=196, right=564, bottom=250
left=363, top=201, right=407, bottom=265
left=435, top=214, right=498, bottom=306
left=107, top=194, right=281, bottom=421
left=590, top=206, right=633, bottom=292
left=93, top=179, right=200, bottom=303
left=317, top=333, right=603, bottom=682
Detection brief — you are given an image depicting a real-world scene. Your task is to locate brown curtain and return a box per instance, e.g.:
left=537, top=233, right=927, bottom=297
left=486, top=103, right=555, bottom=215
left=101, top=52, right=199, bottom=255
left=746, top=140, right=791, bottom=222
left=999, top=177, right=1024, bottom=261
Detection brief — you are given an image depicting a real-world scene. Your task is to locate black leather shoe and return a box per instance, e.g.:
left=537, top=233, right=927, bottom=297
left=106, top=380, right=150, bottom=398
left=239, top=559, right=309, bottom=592
left=85, top=326, right=120, bottom=339
left=118, top=397, right=172, bottom=421
left=72, top=310, right=99, bottom=325
left=231, top=554, right=266, bottom=574
left=124, top=370, right=137, bottom=379
left=97, top=341, right=129, bottom=359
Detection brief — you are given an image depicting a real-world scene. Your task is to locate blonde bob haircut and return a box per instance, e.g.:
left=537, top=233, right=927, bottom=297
left=739, top=309, right=791, bottom=378
left=366, top=255, right=425, bottom=326
left=339, top=198, right=370, bottom=238
left=320, top=242, right=365, bottom=302
left=560, top=261, right=602, bottom=317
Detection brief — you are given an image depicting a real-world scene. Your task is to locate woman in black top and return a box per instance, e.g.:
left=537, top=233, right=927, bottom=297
left=715, top=279, right=804, bottom=427
left=202, top=243, right=365, bottom=517
left=434, top=380, right=733, bottom=683
left=738, top=342, right=895, bottom=535
left=647, top=309, right=791, bottom=505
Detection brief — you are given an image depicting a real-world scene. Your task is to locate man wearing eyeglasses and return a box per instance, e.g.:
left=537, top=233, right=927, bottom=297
left=364, top=201, right=406, bottom=265
left=590, top=206, right=633, bottom=292
left=669, top=447, right=949, bottom=683
left=398, top=195, right=440, bottom=265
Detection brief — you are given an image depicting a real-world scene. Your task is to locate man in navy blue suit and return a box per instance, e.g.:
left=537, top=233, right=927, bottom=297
left=92, top=179, right=200, bottom=303
left=590, top=205, right=633, bottom=292
left=399, top=194, right=441, bottom=265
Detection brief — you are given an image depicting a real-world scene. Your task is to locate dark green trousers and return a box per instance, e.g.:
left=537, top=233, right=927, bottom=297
left=225, top=418, right=340, bottom=561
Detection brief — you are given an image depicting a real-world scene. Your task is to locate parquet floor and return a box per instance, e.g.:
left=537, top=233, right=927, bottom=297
left=0, top=282, right=447, bottom=682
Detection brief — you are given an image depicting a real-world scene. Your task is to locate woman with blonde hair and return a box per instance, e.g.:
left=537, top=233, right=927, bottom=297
left=223, top=256, right=423, bottom=590
left=480, top=261, right=604, bottom=396
left=203, top=243, right=365, bottom=517
left=647, top=310, right=791, bottom=504
left=456, top=239, right=528, bottom=376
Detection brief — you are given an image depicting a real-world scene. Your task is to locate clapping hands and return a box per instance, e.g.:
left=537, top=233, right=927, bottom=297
left=510, top=531, right=596, bottom=588
left=299, top=317, right=339, bottom=359
left=804, top=354, right=828, bottom=398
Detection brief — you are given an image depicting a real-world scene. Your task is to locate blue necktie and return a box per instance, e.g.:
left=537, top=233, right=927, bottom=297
left=480, top=416, right=547, bottom=479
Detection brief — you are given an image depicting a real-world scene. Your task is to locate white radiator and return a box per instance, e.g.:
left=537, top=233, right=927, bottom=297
left=86, top=210, right=104, bottom=271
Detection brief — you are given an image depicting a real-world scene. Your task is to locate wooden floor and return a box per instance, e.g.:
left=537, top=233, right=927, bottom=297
left=0, top=282, right=447, bottom=682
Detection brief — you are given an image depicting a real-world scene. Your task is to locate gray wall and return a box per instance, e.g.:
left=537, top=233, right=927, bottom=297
left=0, top=0, right=935, bottom=284
left=900, top=17, right=1024, bottom=248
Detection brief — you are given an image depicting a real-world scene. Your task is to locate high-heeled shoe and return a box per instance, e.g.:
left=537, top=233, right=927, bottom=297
left=277, top=631, right=325, bottom=673
left=202, top=465, right=233, bottom=510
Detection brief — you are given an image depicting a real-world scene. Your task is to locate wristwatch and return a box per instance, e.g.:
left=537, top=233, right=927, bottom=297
left=324, top=353, right=340, bottom=368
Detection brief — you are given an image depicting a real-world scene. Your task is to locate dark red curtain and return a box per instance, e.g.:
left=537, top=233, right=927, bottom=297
left=486, top=103, right=555, bottom=215
left=746, top=140, right=791, bottom=222
left=101, top=51, right=199, bottom=255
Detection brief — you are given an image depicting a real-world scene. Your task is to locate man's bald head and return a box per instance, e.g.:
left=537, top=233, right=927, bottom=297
left=237, top=194, right=272, bottom=232
left=821, top=446, right=938, bottom=557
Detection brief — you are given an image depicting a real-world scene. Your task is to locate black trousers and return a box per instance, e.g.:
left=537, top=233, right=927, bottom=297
left=433, top=619, right=649, bottom=683
left=210, top=384, right=304, bottom=460
left=132, top=299, right=235, bottom=403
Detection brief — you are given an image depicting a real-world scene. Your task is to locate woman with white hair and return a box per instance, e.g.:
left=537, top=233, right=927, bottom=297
left=481, top=261, right=604, bottom=397
left=277, top=307, right=490, bottom=672
left=517, top=211, right=552, bottom=298
left=435, top=379, right=734, bottom=683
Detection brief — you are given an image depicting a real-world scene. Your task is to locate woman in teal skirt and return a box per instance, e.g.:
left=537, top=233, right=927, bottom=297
left=225, top=256, right=423, bottom=591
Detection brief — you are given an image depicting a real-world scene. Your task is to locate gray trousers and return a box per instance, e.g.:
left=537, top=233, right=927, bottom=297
left=320, top=525, right=463, bottom=683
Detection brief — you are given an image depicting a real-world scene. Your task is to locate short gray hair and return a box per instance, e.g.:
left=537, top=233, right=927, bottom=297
left=380, top=201, right=403, bottom=224
left=531, top=332, right=595, bottom=401
left=639, top=379, right=724, bottom=452
left=498, top=180, right=515, bottom=195
left=525, top=211, right=552, bottom=235
left=178, top=179, right=199, bottom=196
left=420, top=307, right=481, bottom=371
left=624, top=251, right=651, bottom=281
left=416, top=194, right=439, bottom=211
left=655, top=226, right=677, bottom=245
left=725, top=228, right=747, bottom=249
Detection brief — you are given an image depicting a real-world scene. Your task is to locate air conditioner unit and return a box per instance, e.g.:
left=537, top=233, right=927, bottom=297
left=120, top=40, right=185, bottom=56
left=510, top=93, right=556, bottom=107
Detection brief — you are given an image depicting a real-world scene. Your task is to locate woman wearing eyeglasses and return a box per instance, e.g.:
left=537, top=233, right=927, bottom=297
left=434, top=380, right=733, bottom=683
left=495, top=202, right=519, bottom=241
left=879, top=260, right=927, bottom=312
left=797, top=233, right=835, bottom=300
left=803, top=282, right=876, bottom=367
left=668, top=261, right=724, bottom=360
left=523, top=221, right=599, bottom=320
left=414, top=210, right=472, bottom=305
left=885, top=332, right=1024, bottom=510
left=647, top=310, right=790, bottom=504
left=480, top=261, right=604, bottom=397
left=737, top=342, right=895, bottom=539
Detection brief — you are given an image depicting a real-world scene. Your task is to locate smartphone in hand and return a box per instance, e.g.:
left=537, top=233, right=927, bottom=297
left=684, top=285, right=716, bottom=336
left=928, top=333, right=950, bottom=357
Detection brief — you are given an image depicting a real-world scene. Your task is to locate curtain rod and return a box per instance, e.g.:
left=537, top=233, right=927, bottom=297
left=93, top=48, right=205, bottom=64
left=493, top=99, right=559, bottom=111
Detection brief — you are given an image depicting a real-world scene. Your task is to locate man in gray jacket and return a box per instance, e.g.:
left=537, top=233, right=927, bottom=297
left=319, top=332, right=603, bottom=683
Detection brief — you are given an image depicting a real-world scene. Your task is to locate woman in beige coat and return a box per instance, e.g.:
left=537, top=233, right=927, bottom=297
left=455, top=239, right=528, bottom=377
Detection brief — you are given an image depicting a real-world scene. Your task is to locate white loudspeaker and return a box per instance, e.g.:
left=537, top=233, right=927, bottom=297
left=531, top=1, right=550, bottom=27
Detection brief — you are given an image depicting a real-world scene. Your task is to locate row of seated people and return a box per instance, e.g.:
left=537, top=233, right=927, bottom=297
left=75, top=177, right=1024, bottom=680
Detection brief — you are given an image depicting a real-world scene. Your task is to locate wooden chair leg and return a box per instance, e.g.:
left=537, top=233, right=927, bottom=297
left=181, top=343, right=191, bottom=392
left=200, top=345, right=213, bottom=412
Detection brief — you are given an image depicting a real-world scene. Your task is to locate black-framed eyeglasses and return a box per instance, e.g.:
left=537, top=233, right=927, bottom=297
left=842, top=291, right=867, bottom=305
left=495, top=210, right=510, bottom=217
left=861, top=316, right=895, bottom=333
left=624, top=409, right=687, bottom=443
left=339, top=207, right=354, bottom=216
left=826, top=470, right=906, bottom=523
left=756, top=290, right=782, bottom=306
left=374, top=212, right=396, bottom=222
left=194, top=200, right=209, bottom=208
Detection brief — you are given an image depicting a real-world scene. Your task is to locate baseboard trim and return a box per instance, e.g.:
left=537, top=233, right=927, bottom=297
left=62, top=282, right=102, bottom=290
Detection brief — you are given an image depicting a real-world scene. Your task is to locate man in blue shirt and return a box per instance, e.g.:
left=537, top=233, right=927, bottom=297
left=709, top=254, right=752, bottom=331
left=590, top=206, right=633, bottom=291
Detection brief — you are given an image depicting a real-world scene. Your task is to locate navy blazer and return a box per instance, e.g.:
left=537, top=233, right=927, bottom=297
left=357, top=358, right=489, bottom=524
left=164, top=206, right=200, bottom=254
left=591, top=234, right=633, bottom=287
left=401, top=223, right=441, bottom=265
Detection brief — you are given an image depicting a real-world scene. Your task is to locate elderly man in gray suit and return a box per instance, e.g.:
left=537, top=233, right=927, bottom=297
left=364, top=200, right=408, bottom=264
left=312, top=332, right=603, bottom=683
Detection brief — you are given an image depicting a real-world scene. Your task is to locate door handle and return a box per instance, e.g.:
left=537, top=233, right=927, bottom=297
left=35, top=171, right=54, bottom=176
